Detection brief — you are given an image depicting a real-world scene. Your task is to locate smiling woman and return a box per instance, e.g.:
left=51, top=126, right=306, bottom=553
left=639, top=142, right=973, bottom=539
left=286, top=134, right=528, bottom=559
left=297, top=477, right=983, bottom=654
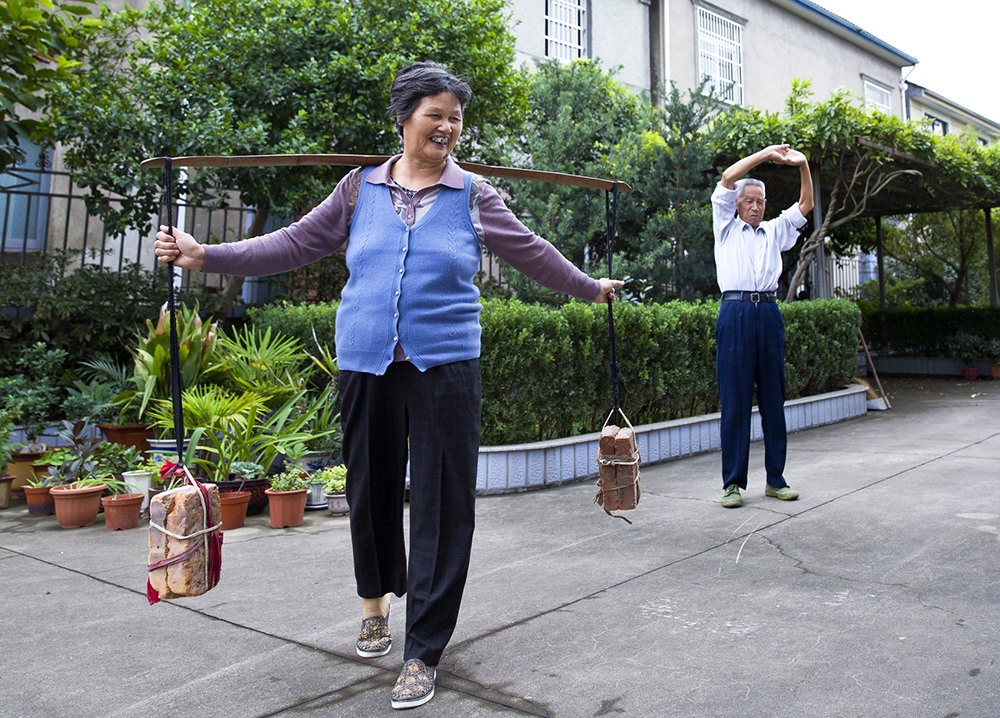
left=153, top=59, right=622, bottom=711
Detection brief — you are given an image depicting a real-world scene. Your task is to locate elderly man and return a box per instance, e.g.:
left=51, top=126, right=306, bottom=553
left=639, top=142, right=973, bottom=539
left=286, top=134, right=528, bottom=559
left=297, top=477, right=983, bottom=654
left=712, top=144, right=813, bottom=508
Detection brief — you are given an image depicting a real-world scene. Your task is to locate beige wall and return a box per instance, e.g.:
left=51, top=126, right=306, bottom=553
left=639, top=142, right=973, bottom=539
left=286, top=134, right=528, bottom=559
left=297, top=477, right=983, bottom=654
left=667, top=0, right=904, bottom=115
left=509, top=0, right=653, bottom=96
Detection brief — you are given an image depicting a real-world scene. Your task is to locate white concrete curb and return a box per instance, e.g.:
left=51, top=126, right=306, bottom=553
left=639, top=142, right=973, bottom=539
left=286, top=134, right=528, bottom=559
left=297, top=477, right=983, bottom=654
left=476, top=383, right=869, bottom=494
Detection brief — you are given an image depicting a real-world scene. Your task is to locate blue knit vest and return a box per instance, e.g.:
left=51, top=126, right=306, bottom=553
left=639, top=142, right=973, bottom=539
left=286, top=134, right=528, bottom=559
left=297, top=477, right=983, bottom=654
left=334, top=167, right=482, bottom=375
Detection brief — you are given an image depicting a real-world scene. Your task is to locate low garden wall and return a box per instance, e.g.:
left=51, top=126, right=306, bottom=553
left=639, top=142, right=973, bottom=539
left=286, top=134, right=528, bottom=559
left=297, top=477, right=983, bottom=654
left=475, top=383, right=868, bottom=494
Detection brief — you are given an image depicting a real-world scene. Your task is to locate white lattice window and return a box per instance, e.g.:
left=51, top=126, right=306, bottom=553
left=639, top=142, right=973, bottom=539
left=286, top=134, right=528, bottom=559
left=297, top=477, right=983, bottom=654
left=545, top=0, right=587, bottom=62
left=697, top=5, right=744, bottom=105
left=863, top=78, right=892, bottom=114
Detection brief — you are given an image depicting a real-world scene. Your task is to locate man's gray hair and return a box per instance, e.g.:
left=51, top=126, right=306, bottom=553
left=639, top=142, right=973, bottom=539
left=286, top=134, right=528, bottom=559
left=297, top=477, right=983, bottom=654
left=735, top=178, right=766, bottom=200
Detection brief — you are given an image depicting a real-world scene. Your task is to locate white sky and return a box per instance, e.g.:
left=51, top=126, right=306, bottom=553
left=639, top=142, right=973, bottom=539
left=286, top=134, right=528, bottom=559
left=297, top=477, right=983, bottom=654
left=813, top=0, right=1000, bottom=123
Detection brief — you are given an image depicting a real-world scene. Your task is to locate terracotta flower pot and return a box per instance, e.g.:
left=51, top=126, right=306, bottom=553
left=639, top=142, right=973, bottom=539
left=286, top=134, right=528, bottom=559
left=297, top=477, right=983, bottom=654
left=325, top=493, right=350, bottom=517
left=98, top=424, right=154, bottom=453
left=0, top=475, right=15, bottom=509
left=101, top=493, right=145, bottom=531
left=219, top=490, right=251, bottom=531
left=963, top=366, right=979, bottom=380
left=265, top=488, right=308, bottom=528
left=51, top=483, right=107, bottom=529
left=24, top=485, right=54, bottom=517
left=991, top=364, right=1000, bottom=380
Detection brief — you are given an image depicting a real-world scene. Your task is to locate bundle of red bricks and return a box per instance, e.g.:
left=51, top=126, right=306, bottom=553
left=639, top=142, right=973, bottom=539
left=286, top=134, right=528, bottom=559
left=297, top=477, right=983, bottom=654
left=596, top=424, right=641, bottom=513
left=148, top=484, right=221, bottom=600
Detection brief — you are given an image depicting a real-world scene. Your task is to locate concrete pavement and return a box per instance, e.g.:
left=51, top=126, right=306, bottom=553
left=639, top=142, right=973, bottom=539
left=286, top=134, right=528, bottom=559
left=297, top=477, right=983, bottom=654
left=1, top=376, right=997, bottom=717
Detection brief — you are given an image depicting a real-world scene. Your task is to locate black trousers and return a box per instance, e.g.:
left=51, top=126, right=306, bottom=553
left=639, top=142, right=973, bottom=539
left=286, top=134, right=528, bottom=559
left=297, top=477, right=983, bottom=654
left=339, top=358, right=481, bottom=667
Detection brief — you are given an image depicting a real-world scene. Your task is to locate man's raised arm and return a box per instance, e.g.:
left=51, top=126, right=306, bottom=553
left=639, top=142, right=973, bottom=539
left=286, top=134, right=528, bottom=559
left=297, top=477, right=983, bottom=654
left=720, top=144, right=791, bottom=189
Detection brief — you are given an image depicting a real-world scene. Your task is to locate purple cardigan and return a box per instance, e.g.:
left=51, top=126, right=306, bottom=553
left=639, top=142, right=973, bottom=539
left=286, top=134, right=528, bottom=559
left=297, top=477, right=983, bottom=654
left=203, top=155, right=601, bottom=302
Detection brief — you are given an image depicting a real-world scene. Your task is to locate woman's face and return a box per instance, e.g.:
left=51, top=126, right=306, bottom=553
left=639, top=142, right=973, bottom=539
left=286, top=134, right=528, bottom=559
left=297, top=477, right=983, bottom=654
left=399, top=92, right=464, bottom=165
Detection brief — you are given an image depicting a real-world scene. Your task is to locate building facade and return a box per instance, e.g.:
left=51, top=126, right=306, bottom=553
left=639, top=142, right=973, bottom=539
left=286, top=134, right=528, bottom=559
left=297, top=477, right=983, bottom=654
left=509, top=0, right=915, bottom=117
left=905, top=82, right=1000, bottom=145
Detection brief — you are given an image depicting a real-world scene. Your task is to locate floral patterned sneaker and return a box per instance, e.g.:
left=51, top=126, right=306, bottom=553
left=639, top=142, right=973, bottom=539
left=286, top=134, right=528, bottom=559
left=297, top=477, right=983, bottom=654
left=391, top=658, right=436, bottom=710
left=356, top=608, right=391, bottom=658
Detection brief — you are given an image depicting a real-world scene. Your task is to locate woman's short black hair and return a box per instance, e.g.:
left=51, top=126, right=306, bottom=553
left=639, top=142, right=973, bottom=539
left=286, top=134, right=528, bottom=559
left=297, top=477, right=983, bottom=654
left=388, top=61, right=473, bottom=138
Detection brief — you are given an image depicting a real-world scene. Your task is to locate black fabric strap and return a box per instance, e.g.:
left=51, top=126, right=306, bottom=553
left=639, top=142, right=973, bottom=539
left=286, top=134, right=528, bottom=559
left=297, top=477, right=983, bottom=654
left=163, top=158, right=186, bottom=463
left=605, top=182, right=621, bottom=413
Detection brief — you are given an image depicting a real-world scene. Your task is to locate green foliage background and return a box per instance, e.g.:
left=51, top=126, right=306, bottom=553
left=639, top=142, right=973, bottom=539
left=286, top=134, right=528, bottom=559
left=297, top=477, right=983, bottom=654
left=249, top=297, right=861, bottom=445
left=49, top=0, right=530, bottom=236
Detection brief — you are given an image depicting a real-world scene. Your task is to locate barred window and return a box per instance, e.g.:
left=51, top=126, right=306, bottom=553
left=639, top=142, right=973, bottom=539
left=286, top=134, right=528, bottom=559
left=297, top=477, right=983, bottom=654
left=545, top=0, right=587, bottom=62
left=697, top=5, right=744, bottom=105
left=863, top=78, right=892, bottom=114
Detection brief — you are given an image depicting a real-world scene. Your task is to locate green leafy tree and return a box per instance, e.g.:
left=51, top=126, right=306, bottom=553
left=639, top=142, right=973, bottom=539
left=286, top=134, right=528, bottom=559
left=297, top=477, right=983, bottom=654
left=605, top=81, right=721, bottom=302
left=500, top=62, right=723, bottom=304
left=501, top=59, right=647, bottom=304
left=885, top=208, right=997, bottom=307
left=708, top=80, right=1000, bottom=302
left=1, top=0, right=99, bottom=170
left=49, top=0, right=530, bottom=318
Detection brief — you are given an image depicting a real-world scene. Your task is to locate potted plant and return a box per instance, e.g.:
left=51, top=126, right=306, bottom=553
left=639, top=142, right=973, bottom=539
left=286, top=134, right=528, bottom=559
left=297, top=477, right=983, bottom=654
left=34, top=446, right=72, bottom=478
left=93, top=442, right=143, bottom=478
left=75, top=358, right=156, bottom=452
left=216, top=461, right=262, bottom=531
left=277, top=440, right=328, bottom=510
left=100, top=473, right=145, bottom=531
left=119, top=303, right=220, bottom=424
left=152, top=386, right=331, bottom=515
left=51, top=475, right=109, bottom=528
left=0, top=410, right=19, bottom=510
left=298, top=387, right=342, bottom=472
left=316, top=465, right=348, bottom=517
left=265, top=468, right=311, bottom=528
left=41, top=421, right=103, bottom=526
left=984, top=337, right=1000, bottom=380
left=22, top=472, right=59, bottom=517
left=0, top=342, right=66, bottom=458
left=950, top=332, right=984, bottom=380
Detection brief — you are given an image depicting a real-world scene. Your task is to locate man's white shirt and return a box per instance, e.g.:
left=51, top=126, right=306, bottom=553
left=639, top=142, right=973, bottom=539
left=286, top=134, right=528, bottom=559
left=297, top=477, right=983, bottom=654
left=711, top=183, right=806, bottom=293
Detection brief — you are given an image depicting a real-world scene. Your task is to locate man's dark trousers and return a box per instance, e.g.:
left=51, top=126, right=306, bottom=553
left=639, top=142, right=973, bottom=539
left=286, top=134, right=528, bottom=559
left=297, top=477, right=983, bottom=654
left=715, top=298, right=788, bottom=490
left=340, top=358, right=481, bottom=667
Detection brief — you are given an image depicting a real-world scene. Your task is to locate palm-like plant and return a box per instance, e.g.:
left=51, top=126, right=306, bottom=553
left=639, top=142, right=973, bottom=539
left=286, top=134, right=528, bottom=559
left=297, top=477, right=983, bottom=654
left=213, top=326, right=312, bottom=407
left=127, top=303, right=220, bottom=420
left=148, top=387, right=335, bottom=483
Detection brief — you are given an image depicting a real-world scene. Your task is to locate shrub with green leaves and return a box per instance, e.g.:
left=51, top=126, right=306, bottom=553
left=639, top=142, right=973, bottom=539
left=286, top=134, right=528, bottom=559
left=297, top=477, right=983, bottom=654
left=0, top=250, right=165, bottom=378
left=247, top=301, right=338, bottom=356
left=247, top=297, right=861, bottom=445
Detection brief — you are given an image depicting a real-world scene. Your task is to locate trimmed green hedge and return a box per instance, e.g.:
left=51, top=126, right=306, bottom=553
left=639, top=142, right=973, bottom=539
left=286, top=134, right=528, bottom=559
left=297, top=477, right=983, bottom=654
left=247, top=300, right=339, bottom=353
left=248, top=298, right=860, bottom=446
left=860, top=306, right=1000, bottom=356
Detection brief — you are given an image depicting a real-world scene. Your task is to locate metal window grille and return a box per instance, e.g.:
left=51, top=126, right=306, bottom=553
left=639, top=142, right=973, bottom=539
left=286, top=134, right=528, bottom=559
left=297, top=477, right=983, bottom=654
left=697, top=6, right=744, bottom=105
left=545, top=0, right=587, bottom=62
left=863, top=80, right=892, bottom=114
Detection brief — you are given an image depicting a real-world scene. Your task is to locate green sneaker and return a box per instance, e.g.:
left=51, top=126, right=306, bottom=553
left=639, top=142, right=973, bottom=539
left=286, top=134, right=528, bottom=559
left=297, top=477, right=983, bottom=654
left=765, top=485, right=799, bottom=501
left=721, top=484, right=743, bottom=508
